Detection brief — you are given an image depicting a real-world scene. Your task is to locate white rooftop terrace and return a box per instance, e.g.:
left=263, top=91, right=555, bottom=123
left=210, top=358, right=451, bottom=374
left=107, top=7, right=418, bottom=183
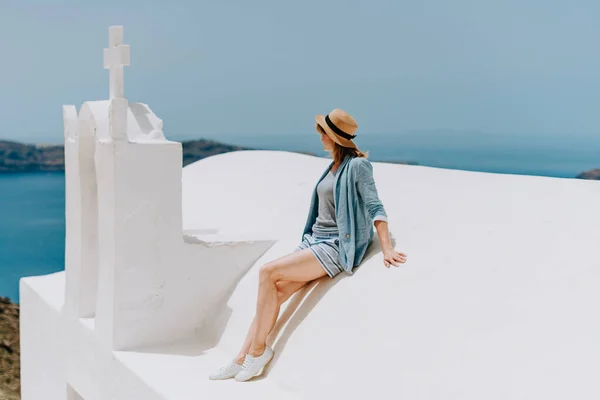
left=18, top=25, right=600, bottom=400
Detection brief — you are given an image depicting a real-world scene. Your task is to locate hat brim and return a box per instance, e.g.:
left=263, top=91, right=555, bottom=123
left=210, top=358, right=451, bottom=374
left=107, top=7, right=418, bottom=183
left=315, top=114, right=357, bottom=149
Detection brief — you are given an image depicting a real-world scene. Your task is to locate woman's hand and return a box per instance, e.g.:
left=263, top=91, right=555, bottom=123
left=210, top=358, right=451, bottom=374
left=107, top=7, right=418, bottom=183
left=383, top=248, right=407, bottom=268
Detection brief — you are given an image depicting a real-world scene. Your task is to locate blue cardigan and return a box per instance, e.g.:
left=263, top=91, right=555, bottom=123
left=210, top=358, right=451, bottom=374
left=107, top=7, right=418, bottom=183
left=301, top=155, right=388, bottom=274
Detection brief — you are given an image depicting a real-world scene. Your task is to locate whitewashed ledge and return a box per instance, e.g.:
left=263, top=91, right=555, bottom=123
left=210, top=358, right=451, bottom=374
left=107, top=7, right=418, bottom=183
left=183, top=229, right=279, bottom=247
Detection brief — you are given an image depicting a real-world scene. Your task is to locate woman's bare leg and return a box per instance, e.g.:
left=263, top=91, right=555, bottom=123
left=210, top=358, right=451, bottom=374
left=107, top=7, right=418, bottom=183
left=233, top=316, right=256, bottom=364
left=248, top=249, right=326, bottom=356
left=233, top=280, right=309, bottom=364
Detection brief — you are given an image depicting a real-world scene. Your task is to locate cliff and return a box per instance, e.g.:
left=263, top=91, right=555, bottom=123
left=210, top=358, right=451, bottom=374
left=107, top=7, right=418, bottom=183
left=0, top=297, right=19, bottom=400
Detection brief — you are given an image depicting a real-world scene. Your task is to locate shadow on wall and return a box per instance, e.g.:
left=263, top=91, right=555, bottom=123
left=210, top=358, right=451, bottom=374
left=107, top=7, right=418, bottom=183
left=257, top=233, right=396, bottom=380
left=122, top=233, right=396, bottom=363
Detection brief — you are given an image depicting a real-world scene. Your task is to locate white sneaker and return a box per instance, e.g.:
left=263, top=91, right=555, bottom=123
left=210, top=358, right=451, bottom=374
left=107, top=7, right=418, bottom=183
left=208, top=361, right=243, bottom=380
left=234, top=346, right=274, bottom=382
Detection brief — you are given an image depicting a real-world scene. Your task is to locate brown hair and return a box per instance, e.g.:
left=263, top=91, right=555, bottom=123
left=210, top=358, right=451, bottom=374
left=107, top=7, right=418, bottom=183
left=317, top=123, right=368, bottom=164
left=332, top=142, right=368, bottom=165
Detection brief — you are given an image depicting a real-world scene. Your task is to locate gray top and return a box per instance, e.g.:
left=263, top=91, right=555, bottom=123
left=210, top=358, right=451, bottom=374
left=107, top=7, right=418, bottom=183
left=311, top=169, right=339, bottom=236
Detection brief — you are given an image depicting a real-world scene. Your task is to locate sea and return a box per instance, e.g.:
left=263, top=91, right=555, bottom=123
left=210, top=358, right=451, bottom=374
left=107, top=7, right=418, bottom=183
left=1, top=133, right=599, bottom=302
left=0, top=172, right=65, bottom=303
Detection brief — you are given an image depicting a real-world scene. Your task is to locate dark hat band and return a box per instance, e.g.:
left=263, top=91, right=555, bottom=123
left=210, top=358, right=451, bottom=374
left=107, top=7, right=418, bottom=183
left=325, top=114, right=357, bottom=140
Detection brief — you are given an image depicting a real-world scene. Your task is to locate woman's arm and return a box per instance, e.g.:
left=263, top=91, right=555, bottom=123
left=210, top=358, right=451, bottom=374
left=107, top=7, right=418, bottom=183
left=355, top=158, right=388, bottom=221
left=374, top=220, right=393, bottom=251
left=375, top=214, right=407, bottom=267
left=356, top=158, right=407, bottom=268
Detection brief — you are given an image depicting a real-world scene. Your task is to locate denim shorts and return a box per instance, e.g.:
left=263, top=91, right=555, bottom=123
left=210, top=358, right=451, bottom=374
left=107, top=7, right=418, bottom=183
left=294, top=231, right=344, bottom=278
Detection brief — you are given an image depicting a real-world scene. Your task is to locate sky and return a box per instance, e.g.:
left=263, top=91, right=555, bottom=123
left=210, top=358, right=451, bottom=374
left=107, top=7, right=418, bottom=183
left=1, top=0, right=600, bottom=144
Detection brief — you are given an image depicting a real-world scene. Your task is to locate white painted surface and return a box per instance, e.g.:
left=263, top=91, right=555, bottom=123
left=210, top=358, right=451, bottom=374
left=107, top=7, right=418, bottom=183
left=19, top=25, right=600, bottom=400
left=19, top=273, right=66, bottom=400
left=21, top=148, right=600, bottom=399
left=181, top=150, right=327, bottom=239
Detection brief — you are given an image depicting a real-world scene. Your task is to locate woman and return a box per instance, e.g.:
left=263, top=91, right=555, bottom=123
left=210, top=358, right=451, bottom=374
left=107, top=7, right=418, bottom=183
left=209, top=108, right=408, bottom=382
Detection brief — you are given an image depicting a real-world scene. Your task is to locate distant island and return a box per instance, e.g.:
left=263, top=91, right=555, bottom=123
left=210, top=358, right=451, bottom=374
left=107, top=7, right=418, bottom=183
left=0, top=139, right=417, bottom=173
left=0, top=139, right=256, bottom=173
left=1, top=139, right=598, bottom=178
left=576, top=169, right=600, bottom=180
left=0, top=141, right=64, bottom=173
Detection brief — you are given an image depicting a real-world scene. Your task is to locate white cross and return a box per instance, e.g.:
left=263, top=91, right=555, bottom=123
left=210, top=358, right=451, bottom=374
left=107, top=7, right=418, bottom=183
left=103, top=26, right=130, bottom=99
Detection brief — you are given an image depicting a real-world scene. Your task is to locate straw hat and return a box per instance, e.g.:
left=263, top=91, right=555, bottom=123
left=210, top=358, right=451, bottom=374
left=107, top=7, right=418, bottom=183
left=315, top=109, right=358, bottom=149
